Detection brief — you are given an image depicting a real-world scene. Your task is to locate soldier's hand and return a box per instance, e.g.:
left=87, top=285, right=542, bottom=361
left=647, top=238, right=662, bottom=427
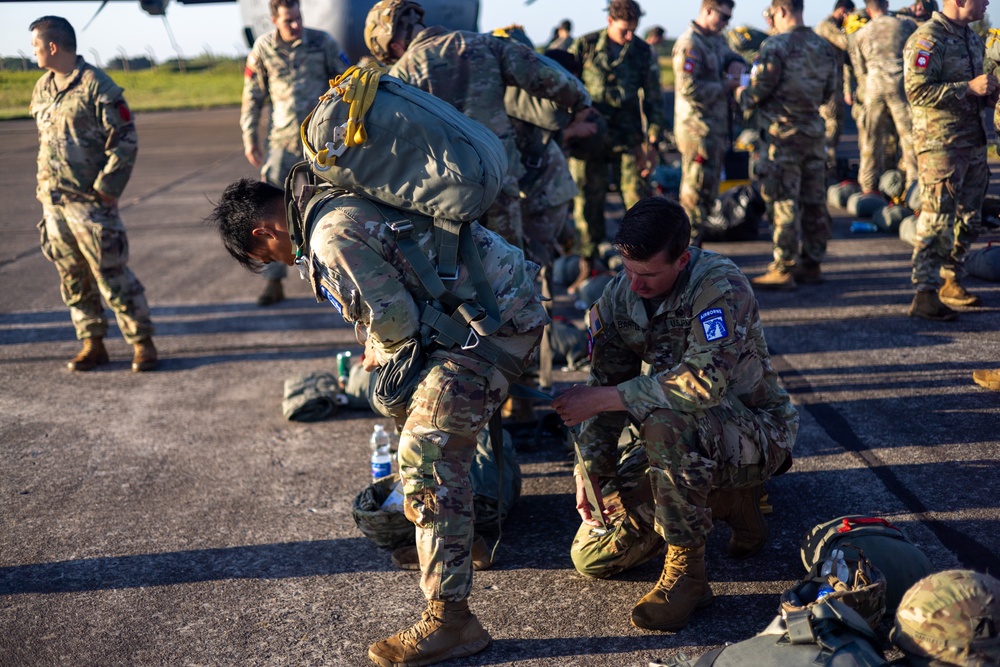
left=552, top=385, right=625, bottom=427
left=245, top=144, right=264, bottom=168
left=361, top=336, right=381, bottom=372
left=844, top=91, right=853, bottom=106
left=968, top=74, right=998, bottom=97
left=574, top=471, right=607, bottom=527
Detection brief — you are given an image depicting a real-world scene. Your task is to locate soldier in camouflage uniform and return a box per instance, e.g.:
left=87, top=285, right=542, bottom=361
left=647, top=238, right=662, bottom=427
left=207, top=179, right=547, bottom=667
left=672, top=0, right=746, bottom=245
left=814, top=0, right=855, bottom=174
left=240, top=0, right=347, bottom=306
left=568, top=0, right=666, bottom=262
left=552, top=196, right=798, bottom=632
left=737, top=0, right=838, bottom=290
left=895, top=0, right=939, bottom=23
left=853, top=0, right=918, bottom=195
left=29, top=16, right=157, bottom=373
left=364, top=0, right=590, bottom=251
left=903, top=0, right=997, bottom=320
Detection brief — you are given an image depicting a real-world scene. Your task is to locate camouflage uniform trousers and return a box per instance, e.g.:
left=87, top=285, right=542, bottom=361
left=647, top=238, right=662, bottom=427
left=819, top=94, right=844, bottom=172
left=858, top=89, right=916, bottom=194
left=571, top=441, right=666, bottom=579
left=761, top=137, right=832, bottom=271
left=912, top=147, right=988, bottom=290
left=677, top=131, right=726, bottom=244
left=641, top=394, right=794, bottom=548
left=38, top=197, right=154, bottom=344
left=398, top=325, right=542, bottom=601
left=569, top=149, right=651, bottom=259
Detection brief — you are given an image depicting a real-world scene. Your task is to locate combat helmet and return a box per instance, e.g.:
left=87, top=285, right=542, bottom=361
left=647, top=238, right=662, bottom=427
left=364, top=0, right=425, bottom=64
left=891, top=569, right=1000, bottom=666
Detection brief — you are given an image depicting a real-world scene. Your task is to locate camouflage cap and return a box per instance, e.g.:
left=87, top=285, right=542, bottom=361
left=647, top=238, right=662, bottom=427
left=891, top=569, right=1000, bottom=666
left=364, top=0, right=425, bottom=64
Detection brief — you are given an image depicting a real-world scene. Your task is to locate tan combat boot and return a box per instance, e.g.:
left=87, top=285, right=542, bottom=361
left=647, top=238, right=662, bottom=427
left=973, top=369, right=1000, bottom=391
left=501, top=395, right=536, bottom=427
left=710, top=486, right=769, bottom=559
left=630, top=542, right=713, bottom=632
left=391, top=535, right=494, bottom=571
left=938, top=277, right=981, bottom=308
left=368, top=599, right=491, bottom=667
left=256, top=279, right=284, bottom=307
left=751, top=267, right=797, bottom=291
left=131, top=338, right=159, bottom=372
left=67, top=337, right=109, bottom=372
left=908, top=290, right=958, bottom=321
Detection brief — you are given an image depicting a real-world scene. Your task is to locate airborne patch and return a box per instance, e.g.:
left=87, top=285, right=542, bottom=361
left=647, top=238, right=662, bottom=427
left=683, top=48, right=699, bottom=74
left=914, top=50, right=930, bottom=70
left=698, top=308, right=729, bottom=342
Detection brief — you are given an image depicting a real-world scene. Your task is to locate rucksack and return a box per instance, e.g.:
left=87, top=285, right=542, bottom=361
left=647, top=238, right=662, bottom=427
left=702, top=184, right=765, bottom=242
left=649, top=599, right=888, bottom=667
left=801, top=516, right=934, bottom=613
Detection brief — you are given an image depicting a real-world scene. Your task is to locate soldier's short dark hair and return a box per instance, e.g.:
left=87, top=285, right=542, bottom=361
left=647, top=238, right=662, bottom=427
left=608, top=0, right=644, bottom=23
left=268, top=0, right=299, bottom=18
left=559, top=19, right=572, bottom=32
left=772, top=0, right=805, bottom=13
left=29, top=16, right=76, bottom=53
left=864, top=0, right=886, bottom=10
left=206, top=178, right=285, bottom=273
left=704, top=0, right=736, bottom=10
left=834, top=0, right=856, bottom=10
left=614, top=197, right=691, bottom=263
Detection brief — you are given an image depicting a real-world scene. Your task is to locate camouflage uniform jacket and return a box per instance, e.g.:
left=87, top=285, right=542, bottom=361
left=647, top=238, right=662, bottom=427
left=240, top=28, right=346, bottom=153
left=855, top=14, right=917, bottom=98
left=904, top=12, right=988, bottom=153
left=672, top=22, right=743, bottom=141
left=569, top=29, right=666, bottom=149
left=577, top=248, right=797, bottom=477
left=985, top=29, right=1000, bottom=134
left=814, top=15, right=851, bottom=100
left=30, top=55, right=136, bottom=202
left=390, top=26, right=590, bottom=182
left=301, top=190, right=548, bottom=369
left=740, top=26, right=838, bottom=142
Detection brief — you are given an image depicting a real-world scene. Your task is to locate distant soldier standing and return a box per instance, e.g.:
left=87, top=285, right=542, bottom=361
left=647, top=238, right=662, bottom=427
left=365, top=0, right=590, bottom=250
left=814, top=0, right=855, bottom=173
left=672, top=0, right=745, bottom=245
left=854, top=0, right=918, bottom=194
left=737, top=0, right=838, bottom=290
left=29, top=16, right=158, bottom=373
left=569, top=0, right=666, bottom=271
left=903, top=0, right=997, bottom=320
left=240, top=0, right=346, bottom=306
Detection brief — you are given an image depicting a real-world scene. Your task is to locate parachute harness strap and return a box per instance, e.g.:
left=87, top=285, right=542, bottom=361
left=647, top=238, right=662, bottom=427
left=300, top=63, right=387, bottom=170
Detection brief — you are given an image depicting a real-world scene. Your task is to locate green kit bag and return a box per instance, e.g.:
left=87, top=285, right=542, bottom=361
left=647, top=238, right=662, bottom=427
left=800, top=516, right=934, bottom=613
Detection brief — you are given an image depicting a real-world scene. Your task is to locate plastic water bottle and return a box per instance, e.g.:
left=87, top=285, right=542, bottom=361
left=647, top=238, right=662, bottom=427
left=815, top=582, right=836, bottom=602
left=820, top=551, right=836, bottom=577
left=834, top=549, right=850, bottom=584
left=850, top=221, right=879, bottom=233
left=370, top=424, right=392, bottom=480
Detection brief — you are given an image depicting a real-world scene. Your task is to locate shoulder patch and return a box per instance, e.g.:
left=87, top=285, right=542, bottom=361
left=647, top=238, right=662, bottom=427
left=683, top=48, right=699, bottom=74
left=244, top=53, right=258, bottom=78
left=114, top=100, right=131, bottom=122
left=914, top=50, right=930, bottom=70
left=915, top=38, right=934, bottom=50
left=587, top=304, right=604, bottom=358
left=698, top=308, right=729, bottom=342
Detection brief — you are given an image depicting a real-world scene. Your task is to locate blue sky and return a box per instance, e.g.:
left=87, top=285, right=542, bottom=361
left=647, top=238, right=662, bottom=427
left=2, top=0, right=997, bottom=61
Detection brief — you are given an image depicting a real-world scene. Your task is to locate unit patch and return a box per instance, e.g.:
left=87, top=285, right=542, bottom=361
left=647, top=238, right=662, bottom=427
left=914, top=50, right=930, bottom=70
left=698, top=308, right=728, bottom=341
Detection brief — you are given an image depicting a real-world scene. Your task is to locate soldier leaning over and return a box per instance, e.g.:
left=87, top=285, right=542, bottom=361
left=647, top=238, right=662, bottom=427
left=896, top=0, right=939, bottom=23
left=737, top=0, right=838, bottom=290
left=29, top=16, right=157, bottom=373
left=552, top=196, right=798, bottom=633
left=903, top=0, right=997, bottom=320
left=569, top=0, right=666, bottom=268
left=207, top=179, right=546, bottom=667
left=853, top=0, right=918, bottom=194
left=240, top=0, right=347, bottom=306
left=814, top=0, right=856, bottom=173
left=673, top=0, right=746, bottom=246
left=364, top=0, right=590, bottom=251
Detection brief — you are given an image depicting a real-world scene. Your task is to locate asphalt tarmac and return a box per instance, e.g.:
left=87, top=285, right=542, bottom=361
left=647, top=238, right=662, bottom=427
left=1, top=107, right=998, bottom=667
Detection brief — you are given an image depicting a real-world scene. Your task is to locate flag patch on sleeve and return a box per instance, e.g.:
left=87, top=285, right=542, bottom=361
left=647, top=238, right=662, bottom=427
left=698, top=308, right=729, bottom=342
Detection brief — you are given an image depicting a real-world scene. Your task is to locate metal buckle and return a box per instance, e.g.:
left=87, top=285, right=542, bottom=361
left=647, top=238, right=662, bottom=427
left=524, top=156, right=543, bottom=169
left=437, top=266, right=460, bottom=281
left=388, top=219, right=414, bottom=239
left=313, top=124, right=350, bottom=172
left=461, top=328, right=480, bottom=350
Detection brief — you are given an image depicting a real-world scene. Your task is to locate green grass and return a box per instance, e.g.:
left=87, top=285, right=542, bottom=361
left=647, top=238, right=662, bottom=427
left=0, top=60, right=244, bottom=120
